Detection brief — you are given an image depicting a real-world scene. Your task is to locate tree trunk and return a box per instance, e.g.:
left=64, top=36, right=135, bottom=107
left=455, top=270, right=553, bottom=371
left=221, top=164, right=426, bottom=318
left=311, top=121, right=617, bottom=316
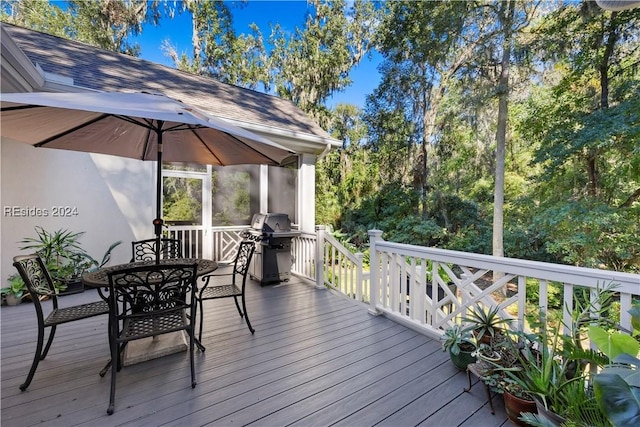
left=493, top=0, right=515, bottom=262
left=493, top=0, right=515, bottom=286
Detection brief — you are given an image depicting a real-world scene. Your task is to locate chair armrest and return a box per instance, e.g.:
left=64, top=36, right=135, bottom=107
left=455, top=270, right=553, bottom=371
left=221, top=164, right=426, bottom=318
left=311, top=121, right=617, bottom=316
left=201, top=272, right=235, bottom=286
left=202, top=272, right=234, bottom=279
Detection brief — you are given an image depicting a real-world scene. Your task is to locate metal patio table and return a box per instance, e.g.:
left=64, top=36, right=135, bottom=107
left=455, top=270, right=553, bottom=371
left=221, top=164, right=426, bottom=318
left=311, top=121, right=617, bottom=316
left=83, top=258, right=217, bottom=371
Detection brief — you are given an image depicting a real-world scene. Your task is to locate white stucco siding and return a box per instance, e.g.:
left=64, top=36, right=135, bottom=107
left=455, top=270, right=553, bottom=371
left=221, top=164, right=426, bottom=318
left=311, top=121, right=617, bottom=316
left=0, top=139, right=156, bottom=281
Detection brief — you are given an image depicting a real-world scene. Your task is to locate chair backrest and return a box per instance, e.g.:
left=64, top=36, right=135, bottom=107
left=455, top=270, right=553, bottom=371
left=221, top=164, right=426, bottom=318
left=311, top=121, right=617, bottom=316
left=107, top=263, right=198, bottom=329
left=13, top=254, right=59, bottom=316
left=233, top=240, right=256, bottom=279
left=131, top=238, right=182, bottom=262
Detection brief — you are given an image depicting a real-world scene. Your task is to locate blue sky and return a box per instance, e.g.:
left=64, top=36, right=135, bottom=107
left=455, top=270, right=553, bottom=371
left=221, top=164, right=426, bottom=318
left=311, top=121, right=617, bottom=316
left=135, top=0, right=380, bottom=109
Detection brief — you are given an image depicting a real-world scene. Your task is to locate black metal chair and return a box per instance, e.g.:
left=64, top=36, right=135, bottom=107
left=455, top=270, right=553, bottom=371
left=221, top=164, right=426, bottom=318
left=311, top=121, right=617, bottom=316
left=197, top=240, right=256, bottom=341
left=130, top=238, right=182, bottom=262
left=12, top=254, right=109, bottom=391
left=106, top=262, right=198, bottom=415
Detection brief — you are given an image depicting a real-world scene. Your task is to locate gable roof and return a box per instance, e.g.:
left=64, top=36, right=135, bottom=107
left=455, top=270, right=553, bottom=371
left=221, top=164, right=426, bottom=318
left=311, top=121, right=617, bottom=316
left=1, top=23, right=339, bottom=153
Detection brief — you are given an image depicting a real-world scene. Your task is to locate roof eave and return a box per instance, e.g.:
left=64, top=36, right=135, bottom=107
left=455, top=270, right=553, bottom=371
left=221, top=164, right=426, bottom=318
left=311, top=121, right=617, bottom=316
left=219, top=118, right=342, bottom=155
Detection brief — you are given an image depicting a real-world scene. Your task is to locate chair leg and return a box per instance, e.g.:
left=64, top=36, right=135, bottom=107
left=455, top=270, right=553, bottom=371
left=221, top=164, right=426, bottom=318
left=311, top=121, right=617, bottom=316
left=116, top=343, right=127, bottom=372
left=233, top=296, right=243, bottom=318
left=189, top=330, right=196, bottom=388
left=108, top=330, right=118, bottom=414
left=40, top=325, right=57, bottom=359
left=191, top=303, right=205, bottom=352
left=198, top=298, right=205, bottom=343
left=20, top=325, right=46, bottom=391
left=100, top=315, right=115, bottom=377
left=99, top=359, right=112, bottom=378
left=241, top=294, right=255, bottom=334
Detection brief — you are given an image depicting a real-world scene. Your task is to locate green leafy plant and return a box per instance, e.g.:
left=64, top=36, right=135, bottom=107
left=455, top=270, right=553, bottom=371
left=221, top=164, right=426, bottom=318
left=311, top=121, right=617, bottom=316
left=1, top=274, right=27, bottom=300
left=591, top=304, right=640, bottom=426
left=441, top=323, right=476, bottom=355
left=462, top=303, right=512, bottom=343
left=499, top=285, right=622, bottom=426
left=441, top=323, right=477, bottom=370
left=19, top=226, right=121, bottom=292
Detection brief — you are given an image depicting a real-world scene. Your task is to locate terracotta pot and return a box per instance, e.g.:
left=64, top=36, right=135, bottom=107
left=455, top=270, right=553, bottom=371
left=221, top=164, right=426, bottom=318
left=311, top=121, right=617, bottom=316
left=473, top=329, right=498, bottom=345
left=503, top=391, right=537, bottom=426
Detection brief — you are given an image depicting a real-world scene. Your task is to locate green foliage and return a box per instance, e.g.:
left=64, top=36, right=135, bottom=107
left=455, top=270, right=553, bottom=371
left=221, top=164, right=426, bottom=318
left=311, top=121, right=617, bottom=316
left=1, top=0, right=157, bottom=55
left=592, top=305, right=640, bottom=426
left=1, top=274, right=26, bottom=299
left=532, top=201, right=640, bottom=271
left=19, top=226, right=121, bottom=291
left=269, top=0, right=378, bottom=128
left=441, top=323, right=476, bottom=356
left=524, top=279, right=564, bottom=311
left=589, top=326, right=640, bottom=361
left=594, top=370, right=640, bottom=427
left=163, top=176, right=203, bottom=224
left=162, top=0, right=271, bottom=89
left=462, top=304, right=513, bottom=342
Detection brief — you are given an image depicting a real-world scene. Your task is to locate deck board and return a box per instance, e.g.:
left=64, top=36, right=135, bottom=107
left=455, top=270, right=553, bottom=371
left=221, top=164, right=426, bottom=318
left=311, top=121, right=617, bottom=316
left=1, top=276, right=508, bottom=427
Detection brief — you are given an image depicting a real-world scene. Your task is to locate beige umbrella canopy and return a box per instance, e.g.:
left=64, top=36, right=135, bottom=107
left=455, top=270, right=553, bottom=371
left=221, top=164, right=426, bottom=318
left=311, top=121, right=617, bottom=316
left=596, top=0, right=640, bottom=10
left=1, top=91, right=295, bottom=246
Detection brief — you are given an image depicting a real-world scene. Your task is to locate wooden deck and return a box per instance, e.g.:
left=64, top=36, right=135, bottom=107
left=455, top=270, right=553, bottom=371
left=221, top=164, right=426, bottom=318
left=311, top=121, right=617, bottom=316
left=1, top=276, right=508, bottom=427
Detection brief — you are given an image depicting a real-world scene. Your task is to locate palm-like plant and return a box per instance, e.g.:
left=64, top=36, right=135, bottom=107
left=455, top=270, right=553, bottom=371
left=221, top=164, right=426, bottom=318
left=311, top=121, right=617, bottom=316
left=462, top=303, right=512, bottom=343
left=19, top=226, right=121, bottom=292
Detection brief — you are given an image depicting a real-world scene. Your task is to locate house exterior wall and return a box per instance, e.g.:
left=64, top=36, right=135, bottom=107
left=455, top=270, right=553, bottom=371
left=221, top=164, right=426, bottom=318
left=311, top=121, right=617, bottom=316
left=1, top=140, right=155, bottom=281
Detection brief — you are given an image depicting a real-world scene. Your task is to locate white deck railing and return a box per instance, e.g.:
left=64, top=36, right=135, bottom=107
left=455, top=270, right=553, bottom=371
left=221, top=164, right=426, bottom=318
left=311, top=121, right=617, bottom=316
left=167, top=224, right=640, bottom=339
left=368, top=230, right=640, bottom=339
left=166, top=225, right=248, bottom=261
left=313, top=226, right=370, bottom=298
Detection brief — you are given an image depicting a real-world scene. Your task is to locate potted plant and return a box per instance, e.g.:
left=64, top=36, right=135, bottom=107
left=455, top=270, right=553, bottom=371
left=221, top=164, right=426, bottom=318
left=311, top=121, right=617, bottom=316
left=441, top=323, right=477, bottom=370
left=475, top=329, right=538, bottom=425
left=591, top=304, right=640, bottom=427
left=506, top=285, right=619, bottom=426
left=19, top=226, right=121, bottom=295
left=1, top=274, right=27, bottom=306
left=462, top=303, right=512, bottom=345
left=473, top=343, right=502, bottom=363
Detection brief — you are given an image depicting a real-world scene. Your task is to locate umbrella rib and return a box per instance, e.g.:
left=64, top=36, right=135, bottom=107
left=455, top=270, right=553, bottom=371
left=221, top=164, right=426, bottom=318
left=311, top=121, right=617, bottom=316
left=187, top=128, right=281, bottom=166
left=1, top=104, right=43, bottom=112
left=33, top=113, right=112, bottom=147
left=222, top=132, right=281, bottom=165
left=188, top=129, right=225, bottom=165
left=114, top=115, right=201, bottom=133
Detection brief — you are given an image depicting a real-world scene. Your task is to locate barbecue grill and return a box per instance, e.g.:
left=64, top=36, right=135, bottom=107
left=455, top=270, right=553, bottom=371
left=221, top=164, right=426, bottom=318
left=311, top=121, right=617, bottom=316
left=247, top=212, right=299, bottom=285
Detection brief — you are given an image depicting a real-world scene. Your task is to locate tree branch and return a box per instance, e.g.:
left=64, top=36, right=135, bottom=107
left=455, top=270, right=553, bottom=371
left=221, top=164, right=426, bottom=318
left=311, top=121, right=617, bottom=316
left=619, top=187, right=640, bottom=208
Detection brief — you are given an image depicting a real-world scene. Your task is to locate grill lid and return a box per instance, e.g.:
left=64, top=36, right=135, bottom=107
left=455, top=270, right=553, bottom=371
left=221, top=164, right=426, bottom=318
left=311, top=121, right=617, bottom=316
left=250, top=213, right=292, bottom=233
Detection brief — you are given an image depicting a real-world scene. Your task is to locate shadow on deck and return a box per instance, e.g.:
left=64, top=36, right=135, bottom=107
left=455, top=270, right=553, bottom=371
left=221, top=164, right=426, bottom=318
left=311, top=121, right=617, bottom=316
left=1, top=275, right=508, bottom=426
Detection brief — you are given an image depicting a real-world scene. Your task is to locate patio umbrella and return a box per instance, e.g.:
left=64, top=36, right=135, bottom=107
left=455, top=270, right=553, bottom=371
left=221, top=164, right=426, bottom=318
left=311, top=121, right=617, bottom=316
left=1, top=91, right=295, bottom=257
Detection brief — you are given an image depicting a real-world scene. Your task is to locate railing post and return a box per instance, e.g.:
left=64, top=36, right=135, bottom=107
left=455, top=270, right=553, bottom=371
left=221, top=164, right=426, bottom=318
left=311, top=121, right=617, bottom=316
left=368, top=229, right=383, bottom=316
left=315, top=225, right=326, bottom=289
left=355, top=252, right=364, bottom=302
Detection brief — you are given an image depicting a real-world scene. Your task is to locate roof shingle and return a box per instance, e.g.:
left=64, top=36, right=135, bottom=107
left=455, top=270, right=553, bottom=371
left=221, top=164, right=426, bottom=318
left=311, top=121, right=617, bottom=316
left=2, top=23, right=331, bottom=139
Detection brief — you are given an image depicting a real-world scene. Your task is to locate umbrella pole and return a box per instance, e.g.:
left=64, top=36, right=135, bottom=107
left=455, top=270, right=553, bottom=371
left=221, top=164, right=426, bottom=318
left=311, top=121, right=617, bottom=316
left=154, top=125, right=164, bottom=264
